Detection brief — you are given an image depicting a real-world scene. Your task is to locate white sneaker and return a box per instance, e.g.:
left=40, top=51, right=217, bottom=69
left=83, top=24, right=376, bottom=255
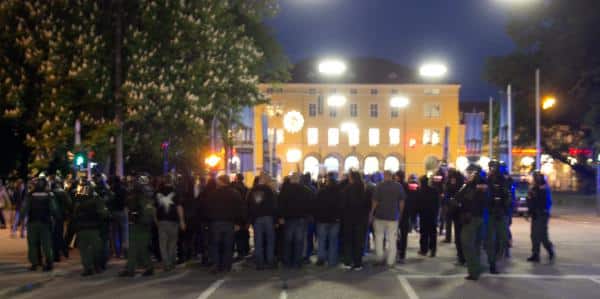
left=352, top=266, right=363, bottom=271
left=340, top=264, right=352, bottom=270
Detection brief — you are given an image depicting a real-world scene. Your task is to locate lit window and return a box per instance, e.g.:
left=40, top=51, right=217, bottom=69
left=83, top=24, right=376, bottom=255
left=364, top=156, right=380, bottom=175
left=307, top=128, right=318, bottom=145
left=370, top=88, right=378, bottom=95
left=391, top=107, right=399, bottom=118
left=324, top=156, right=340, bottom=173
left=424, top=103, right=441, bottom=118
left=370, top=104, right=378, bottom=118
left=350, top=104, right=358, bottom=117
left=389, top=128, right=400, bottom=145
left=344, top=156, right=360, bottom=172
left=348, top=127, right=359, bottom=146
left=309, top=104, right=316, bottom=117
left=303, top=156, right=320, bottom=180
left=329, top=107, right=337, bottom=118
left=269, top=128, right=284, bottom=144
left=328, top=128, right=339, bottom=146
left=368, top=128, right=380, bottom=146
left=384, top=156, right=400, bottom=172
left=423, top=128, right=441, bottom=145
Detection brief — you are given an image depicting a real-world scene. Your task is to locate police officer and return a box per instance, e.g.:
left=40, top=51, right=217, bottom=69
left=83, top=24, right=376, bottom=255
left=51, top=175, right=72, bottom=262
left=93, top=174, right=113, bottom=271
left=398, top=173, right=417, bottom=262
left=431, top=164, right=447, bottom=236
left=486, top=160, right=511, bottom=274
left=526, top=171, right=555, bottom=263
left=21, top=174, right=58, bottom=271
left=445, top=168, right=466, bottom=265
left=73, top=178, right=109, bottom=276
left=456, top=165, right=488, bottom=281
left=119, top=174, right=155, bottom=277
left=501, top=162, right=515, bottom=258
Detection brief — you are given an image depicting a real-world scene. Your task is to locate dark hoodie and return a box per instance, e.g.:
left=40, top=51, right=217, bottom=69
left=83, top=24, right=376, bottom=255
left=313, top=183, right=343, bottom=223
left=247, top=184, right=277, bottom=222
left=341, top=183, right=371, bottom=224
left=278, top=182, right=314, bottom=219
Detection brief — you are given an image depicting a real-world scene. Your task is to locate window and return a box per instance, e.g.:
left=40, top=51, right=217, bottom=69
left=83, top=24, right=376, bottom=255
left=350, top=88, right=358, bottom=95
left=370, top=104, right=378, bottom=117
left=328, top=128, right=339, bottom=146
left=329, top=107, right=337, bottom=118
left=308, top=104, right=316, bottom=117
left=391, top=107, right=399, bottom=118
left=368, top=128, right=380, bottom=146
left=348, top=127, right=359, bottom=146
left=391, top=89, right=398, bottom=95
left=389, top=128, right=400, bottom=145
left=364, top=156, right=380, bottom=175
left=324, top=156, right=340, bottom=173
left=268, top=128, right=284, bottom=144
left=304, top=156, right=320, bottom=180
left=384, top=156, right=401, bottom=172
left=424, top=103, right=441, bottom=118
left=308, top=88, right=317, bottom=95
left=344, top=156, right=360, bottom=172
left=266, top=88, right=274, bottom=94
left=370, top=88, right=378, bottom=95
left=317, top=95, right=323, bottom=114
left=307, top=128, right=318, bottom=145
left=423, top=128, right=441, bottom=145
left=350, top=103, right=358, bottom=117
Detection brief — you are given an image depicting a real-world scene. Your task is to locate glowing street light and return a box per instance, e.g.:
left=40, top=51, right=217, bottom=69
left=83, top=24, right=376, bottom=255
left=390, top=96, right=410, bottom=108
left=542, top=96, right=556, bottom=110
left=419, top=62, right=448, bottom=79
left=318, top=59, right=347, bottom=76
left=327, top=94, right=347, bottom=107
left=205, top=154, right=221, bottom=168
left=286, top=148, right=302, bottom=163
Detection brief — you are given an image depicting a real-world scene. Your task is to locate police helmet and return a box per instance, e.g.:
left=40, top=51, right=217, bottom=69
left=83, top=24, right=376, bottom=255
left=34, top=177, right=48, bottom=191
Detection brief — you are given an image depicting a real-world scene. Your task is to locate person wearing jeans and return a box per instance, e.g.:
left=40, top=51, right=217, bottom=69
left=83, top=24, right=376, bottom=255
left=314, top=172, right=343, bottom=267
left=248, top=174, right=277, bottom=270
left=370, top=171, right=406, bottom=267
left=205, top=175, right=244, bottom=274
left=278, top=173, right=313, bottom=269
left=341, top=171, right=371, bottom=271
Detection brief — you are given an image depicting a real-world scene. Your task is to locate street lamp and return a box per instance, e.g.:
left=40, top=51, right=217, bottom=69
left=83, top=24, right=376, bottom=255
left=419, top=62, right=448, bottom=79
left=542, top=96, right=556, bottom=110
left=318, top=59, right=347, bottom=76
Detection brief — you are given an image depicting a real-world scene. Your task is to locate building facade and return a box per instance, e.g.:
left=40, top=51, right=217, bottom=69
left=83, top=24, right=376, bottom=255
left=250, top=83, right=461, bottom=179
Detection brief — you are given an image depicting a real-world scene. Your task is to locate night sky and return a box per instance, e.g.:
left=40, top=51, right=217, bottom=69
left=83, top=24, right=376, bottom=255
left=268, top=0, right=519, bottom=102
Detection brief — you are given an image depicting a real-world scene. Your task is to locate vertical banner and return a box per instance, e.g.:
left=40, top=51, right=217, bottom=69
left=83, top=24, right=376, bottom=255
left=272, top=129, right=278, bottom=177
left=443, top=126, right=450, bottom=162
left=261, top=114, right=270, bottom=175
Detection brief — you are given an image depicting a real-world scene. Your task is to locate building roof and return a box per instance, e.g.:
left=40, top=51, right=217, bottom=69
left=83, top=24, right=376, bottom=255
left=290, top=57, right=422, bottom=84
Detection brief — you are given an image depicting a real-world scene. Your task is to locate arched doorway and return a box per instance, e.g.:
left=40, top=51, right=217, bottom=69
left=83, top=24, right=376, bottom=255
left=344, top=156, right=360, bottom=172
left=323, top=156, right=341, bottom=174
left=303, top=156, right=320, bottom=180
left=363, top=156, right=380, bottom=175
left=384, top=156, right=401, bottom=172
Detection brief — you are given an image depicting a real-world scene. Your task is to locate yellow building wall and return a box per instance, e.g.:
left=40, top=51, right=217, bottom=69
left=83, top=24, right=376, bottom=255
left=254, top=83, right=460, bottom=178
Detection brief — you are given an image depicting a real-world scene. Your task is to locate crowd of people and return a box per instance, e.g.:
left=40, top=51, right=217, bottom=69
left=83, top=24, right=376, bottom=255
left=0, top=159, right=555, bottom=281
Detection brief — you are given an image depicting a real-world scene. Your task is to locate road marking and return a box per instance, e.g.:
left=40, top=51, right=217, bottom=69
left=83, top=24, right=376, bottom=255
left=397, top=274, right=600, bottom=280
left=280, top=290, right=288, bottom=299
left=397, top=277, right=419, bottom=299
left=590, top=278, right=600, bottom=286
left=196, top=279, right=225, bottom=299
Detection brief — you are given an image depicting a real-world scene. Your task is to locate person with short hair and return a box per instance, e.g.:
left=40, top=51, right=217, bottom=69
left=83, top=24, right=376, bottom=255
left=314, top=172, right=343, bottom=267
left=341, top=171, right=371, bottom=271
left=248, top=174, right=277, bottom=270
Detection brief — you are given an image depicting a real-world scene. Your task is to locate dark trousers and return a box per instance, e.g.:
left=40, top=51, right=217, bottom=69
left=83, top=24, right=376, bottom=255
left=438, top=206, right=447, bottom=235
left=305, top=221, right=316, bottom=258
left=200, top=222, right=210, bottom=264
left=180, top=227, right=200, bottom=262
left=254, top=216, right=275, bottom=267
left=445, top=213, right=453, bottom=241
left=398, top=219, right=410, bottom=259
left=420, top=216, right=437, bottom=255
left=283, top=218, right=306, bottom=268
left=52, top=218, right=68, bottom=260
left=235, top=226, right=250, bottom=257
left=531, top=213, right=554, bottom=256
left=453, top=215, right=465, bottom=263
left=342, top=222, right=367, bottom=267
left=209, top=221, right=234, bottom=270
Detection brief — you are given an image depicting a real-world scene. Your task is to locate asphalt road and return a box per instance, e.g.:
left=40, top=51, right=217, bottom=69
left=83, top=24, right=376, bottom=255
left=2, top=215, right=600, bottom=299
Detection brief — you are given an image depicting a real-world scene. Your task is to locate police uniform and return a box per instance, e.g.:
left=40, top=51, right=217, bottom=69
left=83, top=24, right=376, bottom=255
left=445, top=169, right=465, bottom=264
left=486, top=161, right=511, bottom=273
left=52, top=181, right=72, bottom=262
left=21, top=179, right=58, bottom=271
left=527, top=172, right=555, bottom=263
left=456, top=167, right=488, bottom=280
left=73, top=181, right=108, bottom=276
left=94, top=176, right=114, bottom=270
left=120, top=177, right=155, bottom=277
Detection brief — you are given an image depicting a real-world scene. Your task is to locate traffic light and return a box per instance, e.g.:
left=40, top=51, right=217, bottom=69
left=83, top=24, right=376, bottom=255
left=74, top=152, right=87, bottom=168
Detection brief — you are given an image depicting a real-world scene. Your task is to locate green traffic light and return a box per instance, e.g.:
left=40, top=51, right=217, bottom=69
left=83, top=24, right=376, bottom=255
left=75, top=155, right=85, bottom=166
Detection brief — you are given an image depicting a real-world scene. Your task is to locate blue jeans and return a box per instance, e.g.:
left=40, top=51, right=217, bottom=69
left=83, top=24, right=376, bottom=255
left=283, top=218, right=306, bottom=268
left=305, top=221, right=316, bottom=258
left=210, top=221, right=234, bottom=270
left=317, top=222, right=340, bottom=266
left=253, top=216, right=275, bottom=267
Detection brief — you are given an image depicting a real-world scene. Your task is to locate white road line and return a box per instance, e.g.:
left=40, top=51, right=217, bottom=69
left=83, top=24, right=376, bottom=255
left=196, top=279, right=226, bottom=299
left=590, top=278, right=600, bottom=286
left=396, top=274, right=600, bottom=280
left=279, top=290, right=288, bottom=299
left=397, top=276, right=419, bottom=299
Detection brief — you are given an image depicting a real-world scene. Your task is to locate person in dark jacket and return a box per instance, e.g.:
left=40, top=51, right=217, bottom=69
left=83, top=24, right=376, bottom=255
left=108, top=176, right=128, bottom=259
left=417, top=175, right=439, bottom=258
left=399, top=174, right=419, bottom=261
left=526, top=171, right=555, bottom=263
left=341, top=171, right=371, bottom=271
left=155, top=176, right=185, bottom=272
left=205, top=175, right=244, bottom=274
left=51, top=176, right=72, bottom=262
left=232, top=173, right=250, bottom=260
left=248, top=173, right=277, bottom=270
left=278, top=173, right=314, bottom=269
left=457, top=165, right=489, bottom=281
left=314, top=172, right=343, bottom=267
left=445, top=168, right=466, bottom=264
